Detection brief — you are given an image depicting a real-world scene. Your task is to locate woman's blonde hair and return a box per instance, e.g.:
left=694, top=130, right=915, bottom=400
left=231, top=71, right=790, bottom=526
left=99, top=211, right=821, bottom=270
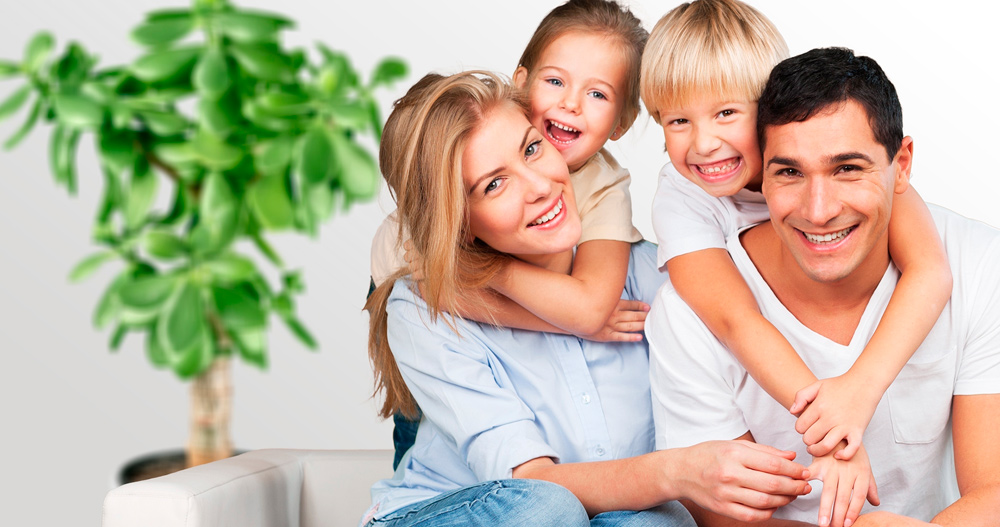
left=640, top=0, right=788, bottom=123
left=366, top=71, right=525, bottom=419
left=517, top=0, right=648, bottom=134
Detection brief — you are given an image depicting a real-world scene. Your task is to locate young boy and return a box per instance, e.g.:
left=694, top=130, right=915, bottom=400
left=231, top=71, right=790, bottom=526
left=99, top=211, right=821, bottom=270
left=640, top=1, right=952, bottom=526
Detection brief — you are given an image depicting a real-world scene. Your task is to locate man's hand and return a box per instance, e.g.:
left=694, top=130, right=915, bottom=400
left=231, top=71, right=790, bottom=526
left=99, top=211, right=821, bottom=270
left=677, top=440, right=812, bottom=522
left=791, top=373, right=881, bottom=460
left=582, top=299, right=648, bottom=342
left=807, top=442, right=879, bottom=527
left=853, top=511, right=941, bottom=527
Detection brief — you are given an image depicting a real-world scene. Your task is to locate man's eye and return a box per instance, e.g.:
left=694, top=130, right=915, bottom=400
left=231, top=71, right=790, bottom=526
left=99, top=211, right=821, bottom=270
left=776, top=168, right=799, bottom=177
left=839, top=165, right=861, bottom=173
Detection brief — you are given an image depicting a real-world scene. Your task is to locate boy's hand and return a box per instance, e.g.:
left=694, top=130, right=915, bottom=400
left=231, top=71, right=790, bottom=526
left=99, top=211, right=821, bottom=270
left=790, top=373, right=880, bottom=460
left=808, top=443, right=879, bottom=527
left=581, top=299, right=649, bottom=342
left=402, top=240, right=425, bottom=281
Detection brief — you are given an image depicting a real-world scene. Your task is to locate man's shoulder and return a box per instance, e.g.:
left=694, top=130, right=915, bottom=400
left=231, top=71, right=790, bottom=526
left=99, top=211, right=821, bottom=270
left=931, top=205, right=1000, bottom=278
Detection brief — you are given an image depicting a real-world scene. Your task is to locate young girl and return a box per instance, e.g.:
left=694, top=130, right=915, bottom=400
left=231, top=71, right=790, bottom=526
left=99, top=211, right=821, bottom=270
left=370, top=0, right=650, bottom=342
left=640, top=1, right=952, bottom=526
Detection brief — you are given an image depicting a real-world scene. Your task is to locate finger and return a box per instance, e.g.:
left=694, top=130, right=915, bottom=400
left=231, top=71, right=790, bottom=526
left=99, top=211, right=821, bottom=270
left=807, top=426, right=847, bottom=457
left=866, top=473, right=880, bottom=506
left=791, top=382, right=821, bottom=416
left=611, top=310, right=648, bottom=324
left=817, top=468, right=837, bottom=527
left=403, top=239, right=413, bottom=251
left=802, top=417, right=836, bottom=447
left=832, top=471, right=853, bottom=527
left=742, top=448, right=811, bottom=481
left=612, top=319, right=646, bottom=333
left=844, top=474, right=867, bottom=527
left=795, top=402, right=823, bottom=436
left=616, top=299, right=650, bottom=312
left=609, top=331, right=643, bottom=343
left=739, top=441, right=801, bottom=462
left=833, top=432, right=862, bottom=461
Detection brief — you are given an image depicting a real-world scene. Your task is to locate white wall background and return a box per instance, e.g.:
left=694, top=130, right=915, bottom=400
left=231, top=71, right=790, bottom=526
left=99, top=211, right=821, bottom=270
left=1, top=1, right=996, bottom=524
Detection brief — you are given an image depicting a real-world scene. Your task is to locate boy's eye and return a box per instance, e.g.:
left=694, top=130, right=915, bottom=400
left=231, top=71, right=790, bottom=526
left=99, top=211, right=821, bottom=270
left=718, top=109, right=735, bottom=118
left=587, top=90, right=607, bottom=100
left=667, top=118, right=688, bottom=126
left=545, top=78, right=563, bottom=87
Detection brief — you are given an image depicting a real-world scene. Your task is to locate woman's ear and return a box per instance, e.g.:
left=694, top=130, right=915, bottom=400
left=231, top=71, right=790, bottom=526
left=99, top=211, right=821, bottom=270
left=513, top=66, right=529, bottom=89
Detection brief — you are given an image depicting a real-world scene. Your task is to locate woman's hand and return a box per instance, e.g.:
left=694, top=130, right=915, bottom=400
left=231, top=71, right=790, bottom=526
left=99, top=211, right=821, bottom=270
left=581, top=299, right=649, bottom=342
left=676, top=440, right=812, bottom=522
left=807, top=442, right=879, bottom=527
left=790, top=373, right=881, bottom=460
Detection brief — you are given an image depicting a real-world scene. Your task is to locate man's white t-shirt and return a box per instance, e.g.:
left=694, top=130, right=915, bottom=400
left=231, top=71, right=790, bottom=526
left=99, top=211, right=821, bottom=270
left=648, top=206, right=1000, bottom=522
left=650, top=162, right=769, bottom=270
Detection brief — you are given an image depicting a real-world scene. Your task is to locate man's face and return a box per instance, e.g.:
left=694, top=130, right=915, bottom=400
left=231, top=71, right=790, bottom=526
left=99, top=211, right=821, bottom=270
left=762, top=100, right=913, bottom=283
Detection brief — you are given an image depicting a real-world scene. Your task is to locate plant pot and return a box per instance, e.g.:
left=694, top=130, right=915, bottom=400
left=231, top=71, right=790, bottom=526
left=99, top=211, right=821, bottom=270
left=116, top=449, right=246, bottom=486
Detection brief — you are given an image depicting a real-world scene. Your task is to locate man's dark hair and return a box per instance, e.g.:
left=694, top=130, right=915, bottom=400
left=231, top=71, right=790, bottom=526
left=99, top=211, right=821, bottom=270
left=757, top=47, right=903, bottom=162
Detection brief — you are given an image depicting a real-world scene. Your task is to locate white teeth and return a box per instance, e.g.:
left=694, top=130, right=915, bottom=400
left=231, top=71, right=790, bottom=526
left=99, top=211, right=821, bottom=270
left=530, top=198, right=563, bottom=226
left=549, top=120, right=579, bottom=133
left=697, top=159, right=738, bottom=174
left=804, top=227, right=853, bottom=244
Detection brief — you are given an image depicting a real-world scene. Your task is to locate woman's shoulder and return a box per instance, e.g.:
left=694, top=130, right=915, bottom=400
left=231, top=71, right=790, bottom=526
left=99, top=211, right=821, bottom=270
left=626, top=241, right=668, bottom=304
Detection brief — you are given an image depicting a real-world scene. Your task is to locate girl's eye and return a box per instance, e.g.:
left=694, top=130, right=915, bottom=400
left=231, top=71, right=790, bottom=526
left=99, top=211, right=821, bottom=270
left=545, top=78, right=563, bottom=87
left=588, top=90, right=607, bottom=100
left=525, top=139, right=542, bottom=158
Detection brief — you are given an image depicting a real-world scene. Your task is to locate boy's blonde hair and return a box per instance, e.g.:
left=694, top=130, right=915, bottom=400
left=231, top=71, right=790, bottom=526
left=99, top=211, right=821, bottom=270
left=367, top=71, right=522, bottom=419
left=640, top=0, right=788, bottom=123
left=518, top=0, right=648, bottom=133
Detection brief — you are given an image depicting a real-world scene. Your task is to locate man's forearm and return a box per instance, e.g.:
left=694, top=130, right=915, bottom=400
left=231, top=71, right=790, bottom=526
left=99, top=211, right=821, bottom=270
left=931, top=484, right=1000, bottom=527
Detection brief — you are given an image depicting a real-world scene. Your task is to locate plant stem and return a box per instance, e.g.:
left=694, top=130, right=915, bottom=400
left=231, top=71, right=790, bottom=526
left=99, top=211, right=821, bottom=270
left=187, top=356, right=233, bottom=467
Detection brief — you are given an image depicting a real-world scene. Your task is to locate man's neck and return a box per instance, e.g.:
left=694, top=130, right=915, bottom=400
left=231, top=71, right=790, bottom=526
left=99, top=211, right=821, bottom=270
left=740, top=222, right=889, bottom=345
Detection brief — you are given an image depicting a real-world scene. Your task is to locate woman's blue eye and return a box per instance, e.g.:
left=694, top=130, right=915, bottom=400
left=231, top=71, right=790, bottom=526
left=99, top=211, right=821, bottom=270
left=525, top=139, right=542, bottom=157
left=485, top=178, right=501, bottom=194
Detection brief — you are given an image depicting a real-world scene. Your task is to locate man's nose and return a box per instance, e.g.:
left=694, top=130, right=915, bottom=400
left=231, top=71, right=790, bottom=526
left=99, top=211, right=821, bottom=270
left=801, top=176, right=841, bottom=226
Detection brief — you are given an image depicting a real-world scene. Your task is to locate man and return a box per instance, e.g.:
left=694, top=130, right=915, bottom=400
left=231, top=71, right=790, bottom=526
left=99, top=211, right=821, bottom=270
left=647, top=47, right=1000, bottom=526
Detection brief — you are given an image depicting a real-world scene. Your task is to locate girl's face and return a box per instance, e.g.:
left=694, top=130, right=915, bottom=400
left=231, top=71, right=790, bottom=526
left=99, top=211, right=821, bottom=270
left=462, top=103, right=581, bottom=268
left=514, top=31, right=628, bottom=172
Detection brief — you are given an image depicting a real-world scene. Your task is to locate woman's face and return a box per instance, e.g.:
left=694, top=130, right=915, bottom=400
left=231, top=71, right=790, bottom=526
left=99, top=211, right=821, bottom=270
left=462, top=103, right=581, bottom=266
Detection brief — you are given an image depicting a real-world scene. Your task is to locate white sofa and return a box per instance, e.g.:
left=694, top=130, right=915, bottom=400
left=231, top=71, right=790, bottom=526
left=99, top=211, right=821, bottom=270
left=102, top=449, right=395, bottom=527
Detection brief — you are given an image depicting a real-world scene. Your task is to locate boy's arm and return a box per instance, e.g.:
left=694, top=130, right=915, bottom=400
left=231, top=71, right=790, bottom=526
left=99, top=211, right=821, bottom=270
left=794, top=186, right=952, bottom=458
left=489, top=239, right=634, bottom=337
left=667, top=248, right=817, bottom=410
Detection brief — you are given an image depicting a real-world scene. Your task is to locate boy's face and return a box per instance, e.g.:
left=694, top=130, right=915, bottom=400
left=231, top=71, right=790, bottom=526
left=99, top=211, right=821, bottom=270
left=514, top=31, right=627, bottom=173
left=660, top=95, right=762, bottom=197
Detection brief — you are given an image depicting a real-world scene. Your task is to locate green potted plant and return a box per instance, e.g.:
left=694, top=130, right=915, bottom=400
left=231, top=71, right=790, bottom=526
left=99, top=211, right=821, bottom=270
left=0, top=0, right=404, bottom=475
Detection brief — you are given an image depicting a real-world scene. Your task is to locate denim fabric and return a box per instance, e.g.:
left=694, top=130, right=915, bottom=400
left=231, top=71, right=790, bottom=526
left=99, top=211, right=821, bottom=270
left=391, top=411, right=420, bottom=471
left=366, top=479, right=694, bottom=527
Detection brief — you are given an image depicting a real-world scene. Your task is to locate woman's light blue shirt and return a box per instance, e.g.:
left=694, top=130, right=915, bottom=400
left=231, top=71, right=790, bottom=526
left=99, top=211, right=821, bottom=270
left=368, top=242, right=667, bottom=520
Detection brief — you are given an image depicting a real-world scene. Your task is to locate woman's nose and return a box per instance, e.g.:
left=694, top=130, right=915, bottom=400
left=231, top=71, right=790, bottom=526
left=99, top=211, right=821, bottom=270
left=523, top=169, right=554, bottom=202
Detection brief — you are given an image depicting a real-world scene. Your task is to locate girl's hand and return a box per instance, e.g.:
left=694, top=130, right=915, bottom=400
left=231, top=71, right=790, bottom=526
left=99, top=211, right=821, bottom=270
left=677, top=440, right=812, bottom=522
left=402, top=240, right=425, bottom=281
left=790, top=373, right=881, bottom=460
left=808, top=443, right=880, bottom=527
left=581, top=299, right=649, bottom=342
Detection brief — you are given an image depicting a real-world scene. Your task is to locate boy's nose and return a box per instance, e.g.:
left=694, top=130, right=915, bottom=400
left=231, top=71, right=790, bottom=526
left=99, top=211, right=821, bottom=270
left=693, top=125, right=721, bottom=155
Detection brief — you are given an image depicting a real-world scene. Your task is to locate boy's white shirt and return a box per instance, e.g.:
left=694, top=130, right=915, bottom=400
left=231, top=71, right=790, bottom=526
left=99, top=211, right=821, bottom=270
left=370, top=148, right=642, bottom=286
left=650, top=162, right=768, bottom=270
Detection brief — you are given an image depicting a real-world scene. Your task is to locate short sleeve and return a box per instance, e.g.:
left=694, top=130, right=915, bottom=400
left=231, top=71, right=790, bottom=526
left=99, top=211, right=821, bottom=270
left=651, top=165, right=729, bottom=268
left=949, top=215, right=1000, bottom=395
left=573, top=149, right=644, bottom=244
left=385, top=283, right=559, bottom=479
left=371, top=212, right=408, bottom=286
left=647, top=283, right=750, bottom=449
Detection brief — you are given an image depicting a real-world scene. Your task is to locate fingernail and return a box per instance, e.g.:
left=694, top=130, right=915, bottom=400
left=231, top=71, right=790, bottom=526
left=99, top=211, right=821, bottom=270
left=845, top=519, right=853, bottom=527
left=819, top=516, right=828, bottom=526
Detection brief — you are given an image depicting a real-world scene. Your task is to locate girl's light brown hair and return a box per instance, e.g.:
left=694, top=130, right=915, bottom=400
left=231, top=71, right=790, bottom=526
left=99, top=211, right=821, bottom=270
left=517, top=0, right=648, bottom=134
left=366, top=71, right=525, bottom=419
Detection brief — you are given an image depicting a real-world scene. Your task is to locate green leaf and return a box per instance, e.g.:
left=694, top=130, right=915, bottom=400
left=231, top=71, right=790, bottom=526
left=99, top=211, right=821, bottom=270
left=3, top=96, right=41, bottom=149
left=0, top=60, right=20, bottom=78
left=233, top=328, right=267, bottom=368
left=146, top=8, right=192, bottom=22
left=53, top=93, right=105, bottom=129
left=96, top=167, right=123, bottom=226
left=193, top=48, right=231, bottom=96
left=370, top=57, right=407, bottom=87
left=143, top=230, right=187, bottom=260
left=213, top=285, right=267, bottom=329
left=152, top=142, right=196, bottom=166
left=229, top=44, right=290, bottom=82
left=282, top=270, right=305, bottom=293
left=146, top=326, right=169, bottom=367
left=157, top=280, right=206, bottom=356
left=257, top=92, right=311, bottom=116
left=204, top=254, right=256, bottom=282
left=200, top=171, right=236, bottom=220
left=118, top=273, right=177, bottom=315
left=328, top=102, right=370, bottom=130
left=131, top=15, right=195, bottom=47
left=331, top=133, right=379, bottom=199
left=50, top=126, right=82, bottom=195
left=280, top=313, right=317, bottom=350
left=368, top=97, right=383, bottom=143
left=248, top=172, right=294, bottom=229
left=23, top=32, right=54, bottom=73
left=251, top=231, right=283, bottom=266
left=254, top=136, right=293, bottom=177
left=308, top=181, right=335, bottom=221
left=242, top=100, right=295, bottom=132
left=0, top=84, right=32, bottom=122
left=125, top=158, right=158, bottom=230
left=138, top=111, right=189, bottom=136
left=297, top=127, right=332, bottom=184
left=172, top=337, right=214, bottom=379
left=190, top=131, right=242, bottom=170
left=93, top=272, right=127, bottom=329
left=131, top=47, right=200, bottom=83
left=53, top=43, right=93, bottom=87
left=109, top=324, right=128, bottom=351
left=196, top=92, right=240, bottom=137
left=213, top=10, right=292, bottom=43
left=159, top=183, right=191, bottom=225
left=98, top=131, right=136, bottom=176
left=69, top=251, right=118, bottom=282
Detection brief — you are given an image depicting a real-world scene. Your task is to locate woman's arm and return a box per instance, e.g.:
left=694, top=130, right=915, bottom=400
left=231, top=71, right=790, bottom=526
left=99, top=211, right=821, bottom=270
left=667, top=248, right=817, bottom=410
left=512, top=436, right=811, bottom=519
left=793, top=186, right=952, bottom=458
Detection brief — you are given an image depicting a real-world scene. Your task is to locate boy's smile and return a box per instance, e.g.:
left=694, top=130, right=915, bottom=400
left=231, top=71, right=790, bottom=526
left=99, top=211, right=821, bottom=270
left=514, top=31, right=627, bottom=173
left=660, top=96, right=762, bottom=197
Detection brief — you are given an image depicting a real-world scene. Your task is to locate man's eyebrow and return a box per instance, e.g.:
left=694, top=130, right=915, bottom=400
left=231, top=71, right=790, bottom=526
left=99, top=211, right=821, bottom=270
left=766, top=156, right=798, bottom=168
left=828, top=152, right=874, bottom=164
left=467, top=126, right=533, bottom=195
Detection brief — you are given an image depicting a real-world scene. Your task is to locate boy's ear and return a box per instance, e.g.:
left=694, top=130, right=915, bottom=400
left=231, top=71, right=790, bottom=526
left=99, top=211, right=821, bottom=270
left=892, top=136, right=914, bottom=195
left=513, top=66, right=529, bottom=89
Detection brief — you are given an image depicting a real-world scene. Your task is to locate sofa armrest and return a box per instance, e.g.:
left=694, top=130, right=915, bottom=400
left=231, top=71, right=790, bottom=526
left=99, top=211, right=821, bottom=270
left=102, top=449, right=394, bottom=527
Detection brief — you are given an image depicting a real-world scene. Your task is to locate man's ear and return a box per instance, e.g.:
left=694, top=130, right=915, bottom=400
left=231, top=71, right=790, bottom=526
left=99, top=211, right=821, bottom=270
left=513, top=66, right=529, bottom=89
left=892, top=136, right=914, bottom=195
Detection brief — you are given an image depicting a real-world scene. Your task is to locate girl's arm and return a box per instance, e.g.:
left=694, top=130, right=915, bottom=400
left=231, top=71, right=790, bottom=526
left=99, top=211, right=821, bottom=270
left=793, top=186, right=952, bottom=459
left=667, top=248, right=817, bottom=410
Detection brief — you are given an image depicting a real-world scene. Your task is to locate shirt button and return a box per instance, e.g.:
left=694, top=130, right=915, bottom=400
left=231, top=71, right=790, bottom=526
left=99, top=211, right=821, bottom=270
left=581, top=393, right=591, bottom=404
left=595, top=446, right=605, bottom=456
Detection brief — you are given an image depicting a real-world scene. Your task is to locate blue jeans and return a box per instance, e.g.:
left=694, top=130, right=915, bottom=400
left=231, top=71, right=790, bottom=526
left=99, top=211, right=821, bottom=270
left=366, top=479, right=695, bottom=526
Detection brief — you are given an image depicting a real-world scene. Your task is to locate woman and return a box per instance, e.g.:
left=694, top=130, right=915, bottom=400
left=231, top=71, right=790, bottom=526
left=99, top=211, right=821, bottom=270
left=364, top=71, right=810, bottom=526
